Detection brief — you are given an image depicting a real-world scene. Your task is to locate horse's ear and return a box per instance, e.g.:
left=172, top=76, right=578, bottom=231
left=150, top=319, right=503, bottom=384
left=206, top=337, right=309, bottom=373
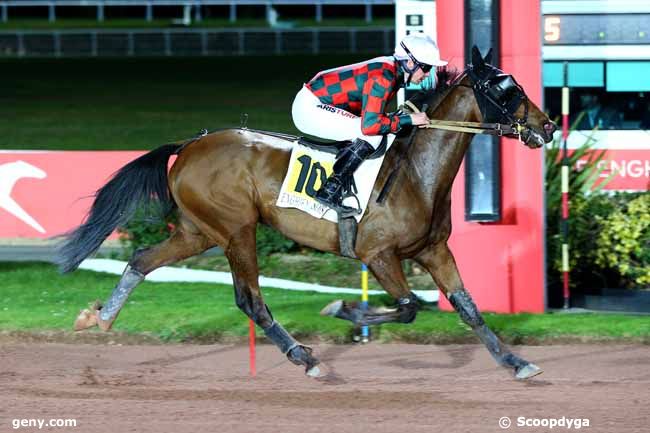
left=471, top=45, right=483, bottom=67
left=484, top=48, right=493, bottom=65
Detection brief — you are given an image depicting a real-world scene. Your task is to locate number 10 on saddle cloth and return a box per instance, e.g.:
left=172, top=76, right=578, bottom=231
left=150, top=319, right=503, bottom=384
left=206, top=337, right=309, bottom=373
left=276, top=139, right=395, bottom=223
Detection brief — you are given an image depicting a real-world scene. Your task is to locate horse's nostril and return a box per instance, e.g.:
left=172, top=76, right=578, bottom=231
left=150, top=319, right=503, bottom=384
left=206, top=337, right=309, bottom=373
left=543, top=122, right=557, bottom=135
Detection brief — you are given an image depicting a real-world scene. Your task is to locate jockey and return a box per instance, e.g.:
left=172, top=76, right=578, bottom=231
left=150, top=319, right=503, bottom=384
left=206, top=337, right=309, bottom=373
left=292, top=33, right=448, bottom=216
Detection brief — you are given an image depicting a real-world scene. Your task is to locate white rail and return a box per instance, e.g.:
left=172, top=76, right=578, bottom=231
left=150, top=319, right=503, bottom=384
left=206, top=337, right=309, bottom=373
left=0, top=27, right=394, bottom=57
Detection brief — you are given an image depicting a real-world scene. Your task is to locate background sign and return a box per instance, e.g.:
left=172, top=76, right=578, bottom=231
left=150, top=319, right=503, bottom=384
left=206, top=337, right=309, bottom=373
left=0, top=151, right=144, bottom=239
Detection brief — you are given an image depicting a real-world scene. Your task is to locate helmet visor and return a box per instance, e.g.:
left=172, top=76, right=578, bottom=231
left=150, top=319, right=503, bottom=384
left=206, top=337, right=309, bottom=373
left=400, top=41, right=434, bottom=74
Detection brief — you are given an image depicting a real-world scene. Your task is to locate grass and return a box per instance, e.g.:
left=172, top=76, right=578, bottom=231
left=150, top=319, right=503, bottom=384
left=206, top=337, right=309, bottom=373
left=0, top=55, right=365, bottom=150
left=0, top=18, right=394, bottom=30
left=2, top=262, right=649, bottom=344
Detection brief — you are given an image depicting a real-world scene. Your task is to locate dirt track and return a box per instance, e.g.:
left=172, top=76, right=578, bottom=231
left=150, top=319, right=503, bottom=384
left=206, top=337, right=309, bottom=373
left=1, top=342, right=648, bottom=433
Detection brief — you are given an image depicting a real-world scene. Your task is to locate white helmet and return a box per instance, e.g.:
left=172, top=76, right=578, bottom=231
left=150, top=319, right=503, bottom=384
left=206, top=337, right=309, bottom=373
left=394, top=33, right=448, bottom=68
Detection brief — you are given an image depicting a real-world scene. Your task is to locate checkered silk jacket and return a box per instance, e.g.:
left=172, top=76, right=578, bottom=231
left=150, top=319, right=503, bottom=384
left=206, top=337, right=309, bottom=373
left=305, top=56, right=413, bottom=135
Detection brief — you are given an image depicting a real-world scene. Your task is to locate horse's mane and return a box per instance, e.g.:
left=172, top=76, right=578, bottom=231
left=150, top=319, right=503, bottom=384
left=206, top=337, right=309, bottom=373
left=389, top=67, right=464, bottom=156
left=407, top=67, right=464, bottom=114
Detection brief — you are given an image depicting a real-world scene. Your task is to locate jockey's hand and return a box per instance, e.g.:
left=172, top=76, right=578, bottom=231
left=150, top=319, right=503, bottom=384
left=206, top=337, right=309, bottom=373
left=410, top=112, right=430, bottom=127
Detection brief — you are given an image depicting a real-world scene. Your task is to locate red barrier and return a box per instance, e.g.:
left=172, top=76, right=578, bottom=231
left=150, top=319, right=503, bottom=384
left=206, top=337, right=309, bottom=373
left=437, top=0, right=546, bottom=313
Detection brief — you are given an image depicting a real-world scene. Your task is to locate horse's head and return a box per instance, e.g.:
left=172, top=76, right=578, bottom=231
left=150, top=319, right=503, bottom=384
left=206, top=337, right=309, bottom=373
left=465, top=46, right=556, bottom=148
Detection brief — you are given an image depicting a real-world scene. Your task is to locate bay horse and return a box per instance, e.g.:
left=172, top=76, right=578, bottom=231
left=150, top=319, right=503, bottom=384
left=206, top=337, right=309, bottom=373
left=61, top=47, right=556, bottom=379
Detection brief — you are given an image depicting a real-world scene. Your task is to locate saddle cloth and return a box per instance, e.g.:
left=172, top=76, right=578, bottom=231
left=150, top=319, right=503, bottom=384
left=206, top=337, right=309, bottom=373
left=276, top=137, right=395, bottom=223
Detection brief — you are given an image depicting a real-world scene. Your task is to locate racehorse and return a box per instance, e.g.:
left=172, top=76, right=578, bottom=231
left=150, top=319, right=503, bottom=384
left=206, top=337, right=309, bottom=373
left=61, top=47, right=556, bottom=379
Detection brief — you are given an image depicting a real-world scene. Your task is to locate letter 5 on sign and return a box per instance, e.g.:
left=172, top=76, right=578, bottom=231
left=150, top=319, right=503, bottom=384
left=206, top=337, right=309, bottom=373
left=286, top=152, right=333, bottom=199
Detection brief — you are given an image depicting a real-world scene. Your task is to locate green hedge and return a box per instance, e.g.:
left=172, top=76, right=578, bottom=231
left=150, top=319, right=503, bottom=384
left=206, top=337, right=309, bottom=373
left=118, top=209, right=297, bottom=258
left=595, top=193, right=650, bottom=287
left=548, top=191, right=647, bottom=290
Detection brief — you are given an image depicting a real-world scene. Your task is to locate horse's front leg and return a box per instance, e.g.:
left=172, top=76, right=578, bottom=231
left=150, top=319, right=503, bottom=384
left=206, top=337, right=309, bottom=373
left=415, top=242, right=542, bottom=380
left=321, top=249, right=420, bottom=325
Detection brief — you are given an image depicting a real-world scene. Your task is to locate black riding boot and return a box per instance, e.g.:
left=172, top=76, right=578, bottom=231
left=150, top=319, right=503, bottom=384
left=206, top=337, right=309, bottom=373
left=315, top=138, right=375, bottom=216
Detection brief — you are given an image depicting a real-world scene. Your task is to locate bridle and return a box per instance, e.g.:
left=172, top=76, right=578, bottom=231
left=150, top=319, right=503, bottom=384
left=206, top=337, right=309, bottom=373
left=466, top=65, right=529, bottom=126
left=378, top=65, right=535, bottom=204
left=420, top=65, right=533, bottom=142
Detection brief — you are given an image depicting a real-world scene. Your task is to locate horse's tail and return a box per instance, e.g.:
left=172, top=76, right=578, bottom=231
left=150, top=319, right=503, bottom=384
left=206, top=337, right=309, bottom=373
left=57, top=144, right=181, bottom=273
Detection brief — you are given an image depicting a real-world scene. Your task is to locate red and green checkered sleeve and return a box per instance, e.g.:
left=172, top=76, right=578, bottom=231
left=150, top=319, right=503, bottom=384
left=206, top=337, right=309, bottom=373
left=360, top=76, right=412, bottom=136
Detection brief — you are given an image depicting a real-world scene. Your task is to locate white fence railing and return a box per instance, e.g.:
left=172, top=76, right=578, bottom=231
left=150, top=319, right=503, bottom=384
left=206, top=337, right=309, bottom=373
left=0, top=27, right=394, bottom=57
left=0, top=1, right=394, bottom=23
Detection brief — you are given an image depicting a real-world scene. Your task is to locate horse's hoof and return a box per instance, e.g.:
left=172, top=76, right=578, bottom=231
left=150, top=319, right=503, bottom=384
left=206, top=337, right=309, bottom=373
left=96, top=315, right=114, bottom=332
left=73, top=308, right=98, bottom=331
left=320, top=300, right=343, bottom=317
left=306, top=365, right=323, bottom=378
left=515, top=363, right=543, bottom=380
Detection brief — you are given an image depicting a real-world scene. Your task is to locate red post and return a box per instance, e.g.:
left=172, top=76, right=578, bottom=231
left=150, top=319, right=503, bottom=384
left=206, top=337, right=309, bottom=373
left=249, top=319, right=256, bottom=377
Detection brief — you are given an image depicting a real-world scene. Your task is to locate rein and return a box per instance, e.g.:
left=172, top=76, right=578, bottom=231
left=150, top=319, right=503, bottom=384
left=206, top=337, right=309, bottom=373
left=403, top=99, right=522, bottom=137
left=422, top=119, right=524, bottom=137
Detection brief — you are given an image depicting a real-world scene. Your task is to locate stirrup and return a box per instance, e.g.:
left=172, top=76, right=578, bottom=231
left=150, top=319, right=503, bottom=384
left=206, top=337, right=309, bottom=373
left=314, top=194, right=360, bottom=216
left=335, top=202, right=362, bottom=217
left=314, top=184, right=361, bottom=216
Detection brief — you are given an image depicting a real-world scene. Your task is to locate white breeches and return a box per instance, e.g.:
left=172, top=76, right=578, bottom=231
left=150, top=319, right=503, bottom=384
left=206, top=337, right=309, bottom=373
left=291, top=85, right=389, bottom=149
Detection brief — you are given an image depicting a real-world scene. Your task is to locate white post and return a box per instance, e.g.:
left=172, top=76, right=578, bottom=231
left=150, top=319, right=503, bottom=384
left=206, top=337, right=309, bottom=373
left=164, top=31, right=172, bottom=56
left=315, top=3, right=322, bottom=23
left=194, top=2, right=202, bottom=22
left=97, top=3, right=104, bottom=22
left=127, top=32, right=134, bottom=56
left=146, top=2, right=153, bottom=22
left=91, top=31, right=98, bottom=56
left=229, top=2, right=236, bottom=23
left=48, top=2, right=56, bottom=23
left=200, top=30, right=208, bottom=56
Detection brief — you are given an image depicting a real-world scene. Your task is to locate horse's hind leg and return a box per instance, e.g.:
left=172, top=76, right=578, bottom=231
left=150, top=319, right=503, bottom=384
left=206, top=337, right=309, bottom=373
left=415, top=243, right=542, bottom=380
left=74, top=217, right=212, bottom=331
left=225, top=223, right=321, bottom=376
left=321, top=249, right=419, bottom=325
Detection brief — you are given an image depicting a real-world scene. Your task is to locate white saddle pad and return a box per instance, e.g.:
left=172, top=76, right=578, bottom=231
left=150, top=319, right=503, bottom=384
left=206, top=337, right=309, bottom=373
left=276, top=138, right=395, bottom=223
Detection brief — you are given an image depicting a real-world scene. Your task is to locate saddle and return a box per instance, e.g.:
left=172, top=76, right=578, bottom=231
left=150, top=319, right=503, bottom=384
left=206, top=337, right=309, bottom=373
left=299, top=135, right=388, bottom=160
left=245, top=128, right=388, bottom=159
left=297, top=137, right=348, bottom=155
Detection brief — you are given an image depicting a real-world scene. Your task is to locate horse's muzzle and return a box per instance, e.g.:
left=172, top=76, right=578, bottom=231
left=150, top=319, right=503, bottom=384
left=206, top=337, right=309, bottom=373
left=520, top=127, right=544, bottom=149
